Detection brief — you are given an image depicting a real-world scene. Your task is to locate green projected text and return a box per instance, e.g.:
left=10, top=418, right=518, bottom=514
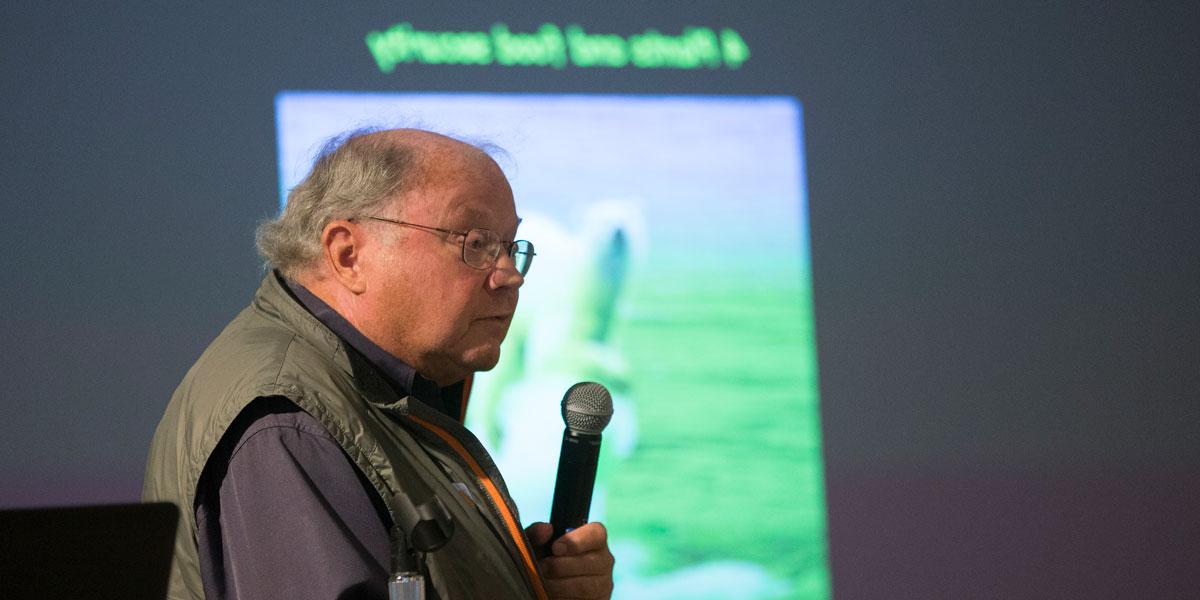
left=365, top=22, right=750, bottom=73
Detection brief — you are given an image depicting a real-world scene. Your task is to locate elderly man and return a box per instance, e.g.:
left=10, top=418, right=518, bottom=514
left=143, top=129, right=614, bottom=599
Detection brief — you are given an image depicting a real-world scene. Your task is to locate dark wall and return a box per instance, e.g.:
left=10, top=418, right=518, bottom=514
left=2, top=2, right=1197, bottom=597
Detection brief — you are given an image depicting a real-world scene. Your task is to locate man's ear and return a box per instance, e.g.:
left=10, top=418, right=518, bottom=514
left=321, top=219, right=368, bottom=294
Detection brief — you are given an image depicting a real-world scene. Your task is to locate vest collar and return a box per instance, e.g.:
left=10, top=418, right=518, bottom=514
left=249, top=271, right=468, bottom=420
left=250, top=271, right=352, bottom=375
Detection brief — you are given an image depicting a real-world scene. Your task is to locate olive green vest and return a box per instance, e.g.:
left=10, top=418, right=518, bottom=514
left=143, top=273, right=547, bottom=600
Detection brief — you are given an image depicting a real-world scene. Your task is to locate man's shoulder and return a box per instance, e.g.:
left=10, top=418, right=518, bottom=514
left=174, top=310, right=280, bottom=397
left=185, top=303, right=338, bottom=395
left=144, top=301, right=349, bottom=499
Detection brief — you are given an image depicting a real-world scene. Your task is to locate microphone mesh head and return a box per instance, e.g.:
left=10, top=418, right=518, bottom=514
left=561, top=382, right=613, bottom=435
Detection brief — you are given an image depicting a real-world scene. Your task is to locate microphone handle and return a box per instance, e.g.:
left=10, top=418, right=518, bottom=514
left=549, top=429, right=602, bottom=542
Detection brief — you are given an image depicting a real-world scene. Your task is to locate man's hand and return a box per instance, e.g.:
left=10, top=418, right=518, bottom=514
left=526, top=521, right=615, bottom=600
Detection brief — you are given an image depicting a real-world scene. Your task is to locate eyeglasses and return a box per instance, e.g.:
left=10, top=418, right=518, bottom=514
left=363, top=216, right=535, bottom=276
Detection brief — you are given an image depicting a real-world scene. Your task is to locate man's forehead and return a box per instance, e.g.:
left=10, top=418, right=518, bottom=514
left=384, top=133, right=518, bottom=228
left=445, top=203, right=522, bottom=232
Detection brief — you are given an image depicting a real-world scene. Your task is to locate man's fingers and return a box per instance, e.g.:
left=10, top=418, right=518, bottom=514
left=551, top=522, right=608, bottom=556
left=539, top=549, right=615, bottom=579
left=525, top=521, right=553, bottom=546
left=534, top=521, right=613, bottom=598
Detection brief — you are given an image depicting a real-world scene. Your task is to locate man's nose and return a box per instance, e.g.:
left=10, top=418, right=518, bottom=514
left=488, top=254, right=525, bottom=290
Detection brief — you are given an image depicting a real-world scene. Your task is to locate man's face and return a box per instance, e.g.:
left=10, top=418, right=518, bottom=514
left=358, top=149, right=524, bottom=385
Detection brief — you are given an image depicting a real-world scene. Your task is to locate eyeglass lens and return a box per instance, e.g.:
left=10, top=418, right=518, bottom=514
left=462, top=229, right=534, bottom=275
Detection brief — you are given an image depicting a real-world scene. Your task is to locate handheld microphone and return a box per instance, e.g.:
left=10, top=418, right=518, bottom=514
left=548, top=382, right=614, bottom=543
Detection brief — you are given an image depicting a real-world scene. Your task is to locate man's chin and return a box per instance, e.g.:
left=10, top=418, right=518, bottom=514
left=423, top=345, right=501, bottom=386
left=461, top=345, right=502, bottom=373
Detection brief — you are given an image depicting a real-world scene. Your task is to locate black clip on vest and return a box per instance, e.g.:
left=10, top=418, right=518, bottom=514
left=388, top=487, right=454, bottom=600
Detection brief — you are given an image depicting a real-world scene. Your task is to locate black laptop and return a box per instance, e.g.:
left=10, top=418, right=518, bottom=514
left=0, top=502, right=178, bottom=600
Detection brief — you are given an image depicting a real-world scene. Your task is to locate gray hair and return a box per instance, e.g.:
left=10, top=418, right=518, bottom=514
left=256, top=129, right=417, bottom=278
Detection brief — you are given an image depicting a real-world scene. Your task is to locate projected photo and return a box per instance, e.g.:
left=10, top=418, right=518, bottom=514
left=276, top=92, right=827, bottom=599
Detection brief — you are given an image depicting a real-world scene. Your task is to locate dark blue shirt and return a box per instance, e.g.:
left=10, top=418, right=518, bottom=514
left=194, top=279, right=461, bottom=600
